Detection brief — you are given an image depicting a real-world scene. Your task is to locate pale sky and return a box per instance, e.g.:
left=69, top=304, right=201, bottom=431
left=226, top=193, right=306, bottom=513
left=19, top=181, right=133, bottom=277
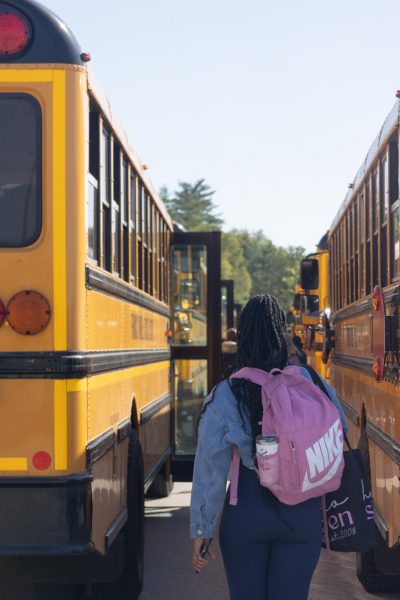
left=46, top=0, right=400, bottom=252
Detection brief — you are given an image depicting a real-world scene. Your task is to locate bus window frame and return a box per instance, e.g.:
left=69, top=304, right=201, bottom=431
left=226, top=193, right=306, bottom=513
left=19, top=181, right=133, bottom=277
left=0, top=93, right=42, bottom=248
left=111, top=138, right=121, bottom=277
left=130, top=168, right=137, bottom=287
left=100, top=120, right=112, bottom=272
left=380, top=150, right=389, bottom=287
left=121, top=155, right=129, bottom=282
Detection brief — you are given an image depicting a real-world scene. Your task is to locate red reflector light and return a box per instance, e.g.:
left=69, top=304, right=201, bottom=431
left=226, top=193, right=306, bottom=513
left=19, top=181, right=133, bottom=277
left=32, top=451, right=52, bottom=471
left=0, top=11, right=30, bottom=56
left=7, top=290, right=51, bottom=335
left=0, top=299, right=5, bottom=327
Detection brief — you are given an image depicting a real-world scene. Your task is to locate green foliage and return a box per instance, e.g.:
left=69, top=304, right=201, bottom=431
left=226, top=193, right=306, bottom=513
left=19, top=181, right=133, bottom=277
left=160, top=179, right=223, bottom=231
left=221, top=232, right=252, bottom=304
left=224, top=230, right=305, bottom=312
left=160, top=179, right=305, bottom=312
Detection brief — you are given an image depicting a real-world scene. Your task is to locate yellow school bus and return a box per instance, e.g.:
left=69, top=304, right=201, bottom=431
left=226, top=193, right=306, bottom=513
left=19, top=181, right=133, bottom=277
left=298, top=234, right=331, bottom=380
left=314, top=95, right=400, bottom=592
left=0, top=1, right=223, bottom=598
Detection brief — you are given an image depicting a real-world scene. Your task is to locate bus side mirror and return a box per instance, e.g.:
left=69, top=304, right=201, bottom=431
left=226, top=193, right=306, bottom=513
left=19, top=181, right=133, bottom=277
left=301, top=258, right=319, bottom=290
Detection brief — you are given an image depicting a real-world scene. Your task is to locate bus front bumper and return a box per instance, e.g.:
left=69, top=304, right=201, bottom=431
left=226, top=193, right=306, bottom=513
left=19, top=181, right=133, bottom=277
left=0, top=473, right=92, bottom=556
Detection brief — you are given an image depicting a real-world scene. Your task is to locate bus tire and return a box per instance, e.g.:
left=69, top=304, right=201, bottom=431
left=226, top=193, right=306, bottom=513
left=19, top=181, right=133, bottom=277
left=147, top=473, right=173, bottom=498
left=33, top=583, right=86, bottom=599
left=93, top=427, right=144, bottom=600
left=356, top=545, right=400, bottom=593
left=147, top=460, right=173, bottom=498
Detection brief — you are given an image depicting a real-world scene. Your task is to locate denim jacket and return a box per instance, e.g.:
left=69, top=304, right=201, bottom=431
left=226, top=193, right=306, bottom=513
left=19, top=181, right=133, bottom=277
left=190, top=368, right=348, bottom=539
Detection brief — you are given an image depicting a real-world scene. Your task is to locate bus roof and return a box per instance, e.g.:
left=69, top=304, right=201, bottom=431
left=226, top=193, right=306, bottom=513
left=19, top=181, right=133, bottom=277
left=0, top=0, right=83, bottom=65
left=330, top=99, right=400, bottom=232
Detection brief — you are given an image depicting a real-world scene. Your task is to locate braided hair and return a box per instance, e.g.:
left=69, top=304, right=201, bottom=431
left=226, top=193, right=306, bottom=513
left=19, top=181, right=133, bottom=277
left=230, top=294, right=287, bottom=461
left=200, top=294, right=287, bottom=463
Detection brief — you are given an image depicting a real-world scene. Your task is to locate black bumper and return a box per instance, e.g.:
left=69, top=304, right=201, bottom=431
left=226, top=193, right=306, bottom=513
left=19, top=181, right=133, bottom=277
left=0, top=474, right=92, bottom=556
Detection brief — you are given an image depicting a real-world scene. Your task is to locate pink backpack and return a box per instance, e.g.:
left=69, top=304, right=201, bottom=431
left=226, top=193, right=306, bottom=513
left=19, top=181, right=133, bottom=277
left=229, top=366, right=344, bottom=506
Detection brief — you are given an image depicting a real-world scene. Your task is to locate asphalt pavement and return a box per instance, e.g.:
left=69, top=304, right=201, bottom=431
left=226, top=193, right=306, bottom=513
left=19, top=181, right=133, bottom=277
left=142, top=483, right=400, bottom=600
left=2, top=482, right=400, bottom=599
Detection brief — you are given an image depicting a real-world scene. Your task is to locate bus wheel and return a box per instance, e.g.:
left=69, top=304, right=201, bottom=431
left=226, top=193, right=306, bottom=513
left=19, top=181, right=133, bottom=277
left=93, top=427, right=144, bottom=600
left=357, top=545, right=400, bottom=593
left=33, top=583, right=86, bottom=599
left=147, top=460, right=173, bottom=498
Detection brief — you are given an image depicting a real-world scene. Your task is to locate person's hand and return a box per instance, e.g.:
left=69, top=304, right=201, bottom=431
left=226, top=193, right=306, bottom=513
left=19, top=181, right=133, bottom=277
left=192, top=538, right=215, bottom=573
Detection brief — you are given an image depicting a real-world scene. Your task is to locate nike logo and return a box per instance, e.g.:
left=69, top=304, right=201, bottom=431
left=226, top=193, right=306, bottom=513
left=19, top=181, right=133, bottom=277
left=301, top=452, right=342, bottom=492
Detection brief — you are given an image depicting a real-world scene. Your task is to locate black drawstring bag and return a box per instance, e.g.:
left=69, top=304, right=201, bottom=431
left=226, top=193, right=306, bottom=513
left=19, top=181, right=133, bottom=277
left=322, top=435, right=376, bottom=552
left=304, top=366, right=376, bottom=552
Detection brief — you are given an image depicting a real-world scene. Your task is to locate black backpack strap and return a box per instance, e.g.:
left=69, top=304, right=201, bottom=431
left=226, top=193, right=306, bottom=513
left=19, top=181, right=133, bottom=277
left=303, top=365, right=329, bottom=398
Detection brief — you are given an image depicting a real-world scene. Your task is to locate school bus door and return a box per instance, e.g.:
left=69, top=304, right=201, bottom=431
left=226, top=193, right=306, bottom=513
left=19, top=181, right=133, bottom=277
left=170, top=231, right=221, bottom=481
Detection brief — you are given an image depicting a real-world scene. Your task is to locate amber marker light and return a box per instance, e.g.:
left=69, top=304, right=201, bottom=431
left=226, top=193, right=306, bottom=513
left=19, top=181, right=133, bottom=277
left=32, top=451, right=52, bottom=471
left=0, top=11, right=31, bottom=56
left=7, top=290, right=51, bottom=335
left=0, top=299, right=5, bottom=327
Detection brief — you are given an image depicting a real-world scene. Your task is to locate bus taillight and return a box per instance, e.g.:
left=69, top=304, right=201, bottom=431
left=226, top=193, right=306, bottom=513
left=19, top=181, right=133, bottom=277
left=6, top=291, right=51, bottom=335
left=0, top=10, right=31, bottom=56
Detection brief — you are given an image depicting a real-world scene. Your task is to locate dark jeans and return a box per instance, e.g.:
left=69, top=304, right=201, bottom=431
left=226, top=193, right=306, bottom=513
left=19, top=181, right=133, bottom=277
left=219, top=464, right=321, bottom=600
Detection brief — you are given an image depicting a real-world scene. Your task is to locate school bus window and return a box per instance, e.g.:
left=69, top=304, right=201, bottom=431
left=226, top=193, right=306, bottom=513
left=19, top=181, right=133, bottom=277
left=159, top=213, right=164, bottom=302
left=380, top=153, right=388, bottom=286
left=164, top=223, right=170, bottom=303
left=359, top=192, right=365, bottom=296
left=372, top=168, right=379, bottom=234
left=154, top=206, right=158, bottom=297
left=150, top=204, right=156, bottom=297
left=345, top=212, right=350, bottom=304
left=354, top=199, right=359, bottom=299
left=112, top=141, right=121, bottom=276
left=137, top=182, right=143, bottom=289
left=89, top=104, right=100, bottom=180
left=100, top=124, right=111, bottom=271
left=301, top=294, right=319, bottom=317
left=365, top=178, right=371, bottom=294
left=0, top=94, right=42, bottom=248
left=371, top=168, right=379, bottom=287
left=87, top=174, right=99, bottom=262
left=391, top=201, right=400, bottom=279
left=380, top=153, right=389, bottom=223
left=130, top=170, right=137, bottom=285
left=147, top=197, right=153, bottom=295
left=122, top=158, right=129, bottom=281
left=389, top=136, right=399, bottom=205
left=341, top=220, right=346, bottom=306
left=350, top=206, right=355, bottom=302
left=143, top=191, right=149, bottom=293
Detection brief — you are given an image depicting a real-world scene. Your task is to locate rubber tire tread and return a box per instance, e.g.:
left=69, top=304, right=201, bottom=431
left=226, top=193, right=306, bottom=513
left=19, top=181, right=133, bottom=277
left=146, top=473, right=173, bottom=498
left=357, top=549, right=400, bottom=593
left=93, top=428, right=144, bottom=600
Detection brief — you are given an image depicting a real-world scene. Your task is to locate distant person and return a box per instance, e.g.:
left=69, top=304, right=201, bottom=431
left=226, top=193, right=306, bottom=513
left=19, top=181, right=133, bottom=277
left=284, top=333, right=302, bottom=365
left=221, top=328, right=237, bottom=378
left=190, top=294, right=347, bottom=599
left=293, top=334, right=308, bottom=365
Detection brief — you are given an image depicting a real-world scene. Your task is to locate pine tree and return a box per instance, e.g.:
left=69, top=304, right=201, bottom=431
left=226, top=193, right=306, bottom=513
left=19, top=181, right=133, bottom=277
left=160, top=179, right=223, bottom=231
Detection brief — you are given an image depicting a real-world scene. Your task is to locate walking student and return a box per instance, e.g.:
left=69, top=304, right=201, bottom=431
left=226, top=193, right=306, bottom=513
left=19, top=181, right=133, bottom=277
left=190, top=294, right=347, bottom=600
